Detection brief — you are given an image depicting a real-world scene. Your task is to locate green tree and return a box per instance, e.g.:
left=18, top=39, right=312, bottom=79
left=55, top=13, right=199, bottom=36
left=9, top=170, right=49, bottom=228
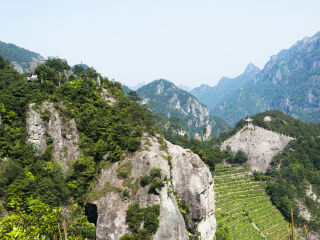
left=45, top=57, right=70, bottom=73
left=128, top=91, right=141, bottom=101
left=73, top=65, right=85, bottom=75
left=35, top=64, right=56, bottom=82
left=0, top=56, right=7, bottom=70
left=215, top=225, right=231, bottom=240
left=233, top=150, right=248, bottom=164
left=0, top=197, right=61, bottom=239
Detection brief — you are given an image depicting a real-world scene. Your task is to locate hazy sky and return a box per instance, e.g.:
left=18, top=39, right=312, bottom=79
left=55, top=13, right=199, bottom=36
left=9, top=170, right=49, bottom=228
left=2, top=0, right=320, bottom=88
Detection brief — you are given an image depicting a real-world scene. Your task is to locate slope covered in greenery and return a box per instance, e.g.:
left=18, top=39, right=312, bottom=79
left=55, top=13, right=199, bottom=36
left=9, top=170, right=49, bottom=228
left=215, top=163, right=291, bottom=240
left=0, top=56, right=155, bottom=239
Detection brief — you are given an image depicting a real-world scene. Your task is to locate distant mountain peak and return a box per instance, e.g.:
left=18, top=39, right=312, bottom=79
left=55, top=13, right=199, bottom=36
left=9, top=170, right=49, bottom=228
left=244, top=63, right=260, bottom=74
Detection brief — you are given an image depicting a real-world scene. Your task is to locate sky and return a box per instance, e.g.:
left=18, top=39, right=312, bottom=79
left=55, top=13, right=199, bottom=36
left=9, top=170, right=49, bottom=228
left=1, top=0, right=320, bottom=88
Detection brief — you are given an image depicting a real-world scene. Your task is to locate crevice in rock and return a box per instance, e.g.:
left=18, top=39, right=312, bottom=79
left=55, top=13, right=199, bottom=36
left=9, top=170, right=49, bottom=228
left=85, top=203, right=98, bottom=226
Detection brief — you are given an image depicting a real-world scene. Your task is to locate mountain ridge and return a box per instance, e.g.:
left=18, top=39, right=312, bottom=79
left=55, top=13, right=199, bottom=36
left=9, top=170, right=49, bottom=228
left=191, top=63, right=261, bottom=112
left=213, top=31, right=320, bottom=124
left=0, top=40, right=44, bottom=73
left=137, top=79, right=230, bottom=139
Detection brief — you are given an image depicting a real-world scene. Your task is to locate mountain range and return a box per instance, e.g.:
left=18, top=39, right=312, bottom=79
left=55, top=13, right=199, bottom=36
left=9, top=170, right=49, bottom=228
left=191, top=63, right=260, bottom=112
left=191, top=31, right=320, bottom=124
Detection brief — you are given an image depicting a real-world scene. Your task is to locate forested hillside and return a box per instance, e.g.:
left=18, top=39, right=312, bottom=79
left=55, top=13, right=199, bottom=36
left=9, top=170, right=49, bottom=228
left=0, top=56, right=156, bottom=239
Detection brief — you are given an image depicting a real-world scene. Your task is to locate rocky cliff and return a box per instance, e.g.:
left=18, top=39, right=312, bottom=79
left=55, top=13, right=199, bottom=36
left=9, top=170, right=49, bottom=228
left=88, top=135, right=216, bottom=240
left=26, top=102, right=80, bottom=173
left=221, top=123, right=294, bottom=172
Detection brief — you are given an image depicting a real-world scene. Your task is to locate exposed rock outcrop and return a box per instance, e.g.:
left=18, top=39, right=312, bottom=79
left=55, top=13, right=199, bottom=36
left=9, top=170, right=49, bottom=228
left=296, top=200, right=311, bottom=221
left=90, top=135, right=216, bottom=240
left=100, top=88, right=116, bottom=105
left=26, top=102, right=80, bottom=173
left=202, top=123, right=212, bottom=141
left=306, top=183, right=320, bottom=203
left=26, top=103, right=47, bottom=154
left=221, top=124, right=294, bottom=172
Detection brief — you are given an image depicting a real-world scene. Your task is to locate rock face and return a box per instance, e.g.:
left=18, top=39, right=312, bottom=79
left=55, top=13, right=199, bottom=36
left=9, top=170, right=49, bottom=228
left=306, top=183, right=320, bottom=203
left=26, top=102, right=80, bottom=173
left=221, top=124, right=294, bottom=172
left=26, top=103, right=47, bottom=154
left=90, top=135, right=216, bottom=240
left=202, top=123, right=212, bottom=141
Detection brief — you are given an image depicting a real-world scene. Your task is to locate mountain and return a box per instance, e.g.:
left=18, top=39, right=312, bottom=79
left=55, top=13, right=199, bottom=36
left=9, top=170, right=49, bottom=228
left=130, top=82, right=145, bottom=90
left=0, top=40, right=44, bottom=73
left=0, top=56, right=216, bottom=239
left=178, top=84, right=192, bottom=92
left=121, top=84, right=132, bottom=94
left=213, top=31, right=320, bottom=124
left=190, top=63, right=260, bottom=111
left=137, top=79, right=229, bottom=139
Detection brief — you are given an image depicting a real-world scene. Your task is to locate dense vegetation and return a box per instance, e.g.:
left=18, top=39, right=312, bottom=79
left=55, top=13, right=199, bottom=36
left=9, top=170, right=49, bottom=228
left=0, top=56, right=156, bottom=238
left=120, top=203, right=160, bottom=240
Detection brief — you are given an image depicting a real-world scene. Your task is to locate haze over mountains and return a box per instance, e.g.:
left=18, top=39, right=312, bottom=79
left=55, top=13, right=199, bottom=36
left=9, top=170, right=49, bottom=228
left=191, top=63, right=261, bottom=113
left=2, top=30, right=320, bottom=128
left=192, top=31, right=320, bottom=124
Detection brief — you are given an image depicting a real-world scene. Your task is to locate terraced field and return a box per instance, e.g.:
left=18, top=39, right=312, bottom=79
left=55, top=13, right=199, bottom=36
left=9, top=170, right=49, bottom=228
left=214, top=164, right=290, bottom=240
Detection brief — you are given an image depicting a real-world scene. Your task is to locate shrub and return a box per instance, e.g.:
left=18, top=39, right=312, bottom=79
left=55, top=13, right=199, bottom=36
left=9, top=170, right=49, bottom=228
left=233, top=150, right=248, bottom=164
left=140, top=176, right=152, bottom=187
left=117, top=162, right=132, bottom=179
left=140, top=168, right=164, bottom=193
left=123, top=203, right=160, bottom=240
left=150, top=168, right=161, bottom=179
left=149, top=178, right=164, bottom=192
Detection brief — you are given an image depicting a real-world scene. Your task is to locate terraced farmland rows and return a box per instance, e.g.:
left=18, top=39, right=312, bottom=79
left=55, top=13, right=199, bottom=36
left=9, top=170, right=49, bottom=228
left=214, top=164, right=290, bottom=240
